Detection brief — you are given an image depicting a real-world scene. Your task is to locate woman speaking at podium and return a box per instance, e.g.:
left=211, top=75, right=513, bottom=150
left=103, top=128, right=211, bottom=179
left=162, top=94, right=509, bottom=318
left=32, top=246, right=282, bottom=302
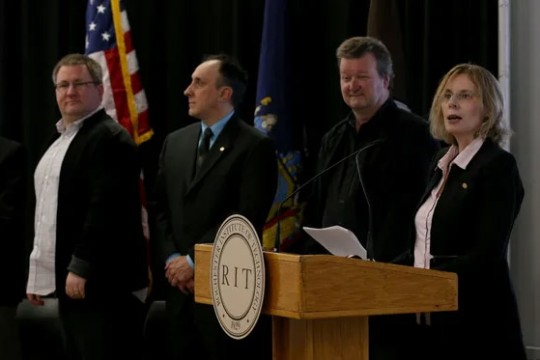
left=412, top=63, right=526, bottom=360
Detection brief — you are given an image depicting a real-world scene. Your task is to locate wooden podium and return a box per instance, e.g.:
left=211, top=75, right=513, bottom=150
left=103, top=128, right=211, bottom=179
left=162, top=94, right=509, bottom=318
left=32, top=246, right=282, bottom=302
left=194, top=244, right=457, bottom=360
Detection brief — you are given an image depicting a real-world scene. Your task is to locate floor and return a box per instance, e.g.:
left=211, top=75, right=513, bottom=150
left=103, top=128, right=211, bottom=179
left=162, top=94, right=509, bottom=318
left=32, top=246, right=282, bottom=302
left=16, top=299, right=169, bottom=360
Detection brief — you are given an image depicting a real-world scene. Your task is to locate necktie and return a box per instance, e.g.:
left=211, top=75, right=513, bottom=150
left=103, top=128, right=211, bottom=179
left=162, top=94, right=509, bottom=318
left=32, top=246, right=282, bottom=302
left=197, top=127, right=213, bottom=169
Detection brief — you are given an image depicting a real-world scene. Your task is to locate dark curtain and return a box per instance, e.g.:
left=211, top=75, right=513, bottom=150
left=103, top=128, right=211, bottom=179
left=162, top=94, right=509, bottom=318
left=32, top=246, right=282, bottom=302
left=0, top=0, right=497, bottom=297
left=0, top=0, right=497, bottom=169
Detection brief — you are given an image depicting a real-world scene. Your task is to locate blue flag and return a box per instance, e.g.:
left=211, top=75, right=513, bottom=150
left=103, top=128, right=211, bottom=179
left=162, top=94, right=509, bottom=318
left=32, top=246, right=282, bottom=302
left=255, top=0, right=302, bottom=251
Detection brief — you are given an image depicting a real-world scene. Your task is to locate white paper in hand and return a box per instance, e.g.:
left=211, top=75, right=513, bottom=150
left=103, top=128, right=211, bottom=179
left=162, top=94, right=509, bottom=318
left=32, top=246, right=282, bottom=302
left=303, top=225, right=367, bottom=260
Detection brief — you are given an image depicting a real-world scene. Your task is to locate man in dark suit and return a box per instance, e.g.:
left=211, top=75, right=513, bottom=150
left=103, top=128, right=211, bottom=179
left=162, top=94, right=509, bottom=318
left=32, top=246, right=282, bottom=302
left=153, top=54, right=277, bottom=359
left=0, top=136, right=27, bottom=360
left=26, top=53, right=148, bottom=360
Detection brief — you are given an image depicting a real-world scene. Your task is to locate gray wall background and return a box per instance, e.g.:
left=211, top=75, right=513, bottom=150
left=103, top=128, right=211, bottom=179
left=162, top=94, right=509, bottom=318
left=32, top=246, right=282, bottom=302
left=511, top=1, right=540, bottom=359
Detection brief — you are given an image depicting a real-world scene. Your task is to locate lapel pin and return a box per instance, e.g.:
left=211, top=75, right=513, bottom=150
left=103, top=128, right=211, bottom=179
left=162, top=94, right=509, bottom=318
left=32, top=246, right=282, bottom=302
left=462, top=182, right=468, bottom=189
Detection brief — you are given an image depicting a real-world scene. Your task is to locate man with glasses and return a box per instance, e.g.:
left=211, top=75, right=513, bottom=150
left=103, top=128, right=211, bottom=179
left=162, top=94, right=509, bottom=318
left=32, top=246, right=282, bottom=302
left=26, top=53, right=148, bottom=360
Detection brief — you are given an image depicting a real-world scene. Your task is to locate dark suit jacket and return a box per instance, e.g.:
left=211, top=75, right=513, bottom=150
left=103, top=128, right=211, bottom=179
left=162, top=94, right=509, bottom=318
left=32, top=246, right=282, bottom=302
left=420, top=138, right=526, bottom=359
left=152, top=115, right=277, bottom=357
left=154, top=115, right=277, bottom=263
left=0, top=137, right=27, bottom=306
left=41, top=109, right=148, bottom=300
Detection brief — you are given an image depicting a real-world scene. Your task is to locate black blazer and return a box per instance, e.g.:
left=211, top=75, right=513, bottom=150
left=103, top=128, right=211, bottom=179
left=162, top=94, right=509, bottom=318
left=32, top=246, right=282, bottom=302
left=420, top=138, right=526, bottom=358
left=42, top=110, right=148, bottom=299
left=0, top=137, right=27, bottom=306
left=153, top=115, right=277, bottom=263
left=152, top=114, right=277, bottom=360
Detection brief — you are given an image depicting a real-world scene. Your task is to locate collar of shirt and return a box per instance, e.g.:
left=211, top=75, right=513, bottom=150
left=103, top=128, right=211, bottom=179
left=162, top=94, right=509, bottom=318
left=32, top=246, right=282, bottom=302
left=200, top=110, right=234, bottom=148
left=346, top=98, right=395, bottom=135
left=438, top=137, right=484, bottom=172
left=55, top=106, right=104, bottom=135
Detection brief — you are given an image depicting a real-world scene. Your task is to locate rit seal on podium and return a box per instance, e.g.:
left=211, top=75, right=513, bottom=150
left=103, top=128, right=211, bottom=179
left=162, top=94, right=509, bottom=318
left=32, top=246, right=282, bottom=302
left=210, top=215, right=265, bottom=339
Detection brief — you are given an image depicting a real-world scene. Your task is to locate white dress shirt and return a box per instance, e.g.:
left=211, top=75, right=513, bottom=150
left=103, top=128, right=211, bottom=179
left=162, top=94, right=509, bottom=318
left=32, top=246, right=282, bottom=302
left=26, top=114, right=92, bottom=295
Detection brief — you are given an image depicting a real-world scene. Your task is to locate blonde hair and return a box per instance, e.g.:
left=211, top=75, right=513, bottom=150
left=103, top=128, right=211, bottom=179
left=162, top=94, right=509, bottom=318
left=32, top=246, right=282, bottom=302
left=429, top=63, right=508, bottom=145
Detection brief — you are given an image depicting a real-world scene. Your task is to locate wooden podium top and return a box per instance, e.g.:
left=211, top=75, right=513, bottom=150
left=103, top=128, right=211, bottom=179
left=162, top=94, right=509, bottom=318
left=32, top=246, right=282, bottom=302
left=195, top=244, right=457, bottom=320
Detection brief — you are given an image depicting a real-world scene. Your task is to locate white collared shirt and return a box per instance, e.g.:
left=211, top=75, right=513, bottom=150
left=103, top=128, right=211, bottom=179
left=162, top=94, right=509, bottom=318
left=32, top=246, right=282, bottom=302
left=26, top=110, right=98, bottom=295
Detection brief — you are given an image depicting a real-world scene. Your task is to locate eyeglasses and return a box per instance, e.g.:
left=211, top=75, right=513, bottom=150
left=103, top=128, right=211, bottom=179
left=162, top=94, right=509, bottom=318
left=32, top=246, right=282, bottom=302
left=54, top=81, right=99, bottom=93
left=441, top=91, right=478, bottom=103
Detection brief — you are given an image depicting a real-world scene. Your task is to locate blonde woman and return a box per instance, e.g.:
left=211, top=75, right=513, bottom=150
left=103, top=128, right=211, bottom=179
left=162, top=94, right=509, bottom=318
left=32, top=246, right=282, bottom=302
left=413, top=63, right=526, bottom=359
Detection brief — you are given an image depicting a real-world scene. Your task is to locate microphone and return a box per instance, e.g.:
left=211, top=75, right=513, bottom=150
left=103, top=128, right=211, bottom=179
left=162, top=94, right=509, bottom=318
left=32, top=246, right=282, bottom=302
left=273, top=138, right=384, bottom=252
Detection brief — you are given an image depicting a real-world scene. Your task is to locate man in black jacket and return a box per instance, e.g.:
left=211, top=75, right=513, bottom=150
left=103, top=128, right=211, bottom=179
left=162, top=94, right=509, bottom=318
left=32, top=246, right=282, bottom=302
left=26, top=54, right=148, bottom=360
left=153, top=54, right=277, bottom=359
left=303, top=37, right=439, bottom=360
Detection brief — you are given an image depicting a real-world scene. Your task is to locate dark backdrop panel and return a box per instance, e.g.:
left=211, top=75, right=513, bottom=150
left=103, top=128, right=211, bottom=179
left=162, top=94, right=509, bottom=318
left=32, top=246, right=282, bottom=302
left=400, top=0, right=498, bottom=117
left=0, top=0, right=498, bottom=169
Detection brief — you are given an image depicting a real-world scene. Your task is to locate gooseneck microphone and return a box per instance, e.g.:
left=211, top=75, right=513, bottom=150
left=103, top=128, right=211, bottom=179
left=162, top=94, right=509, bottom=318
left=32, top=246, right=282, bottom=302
left=273, top=138, right=384, bottom=252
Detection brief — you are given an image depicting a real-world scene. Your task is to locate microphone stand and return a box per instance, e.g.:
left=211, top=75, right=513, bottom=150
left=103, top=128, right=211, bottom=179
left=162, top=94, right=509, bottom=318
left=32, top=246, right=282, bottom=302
left=355, top=148, right=374, bottom=261
left=273, top=138, right=384, bottom=252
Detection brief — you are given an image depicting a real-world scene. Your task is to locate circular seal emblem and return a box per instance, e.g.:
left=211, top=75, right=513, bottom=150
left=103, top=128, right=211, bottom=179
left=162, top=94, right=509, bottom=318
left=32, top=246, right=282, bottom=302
left=211, top=214, right=265, bottom=340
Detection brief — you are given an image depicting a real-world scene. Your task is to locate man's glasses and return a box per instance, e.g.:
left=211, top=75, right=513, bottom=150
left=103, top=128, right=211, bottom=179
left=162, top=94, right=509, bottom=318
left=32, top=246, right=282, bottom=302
left=54, top=81, right=99, bottom=94
left=441, top=91, right=479, bottom=103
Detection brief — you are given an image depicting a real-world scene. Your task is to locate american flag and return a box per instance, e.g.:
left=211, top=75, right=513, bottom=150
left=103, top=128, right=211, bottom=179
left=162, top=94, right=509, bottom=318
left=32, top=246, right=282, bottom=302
left=85, top=0, right=153, bottom=289
left=85, top=0, right=153, bottom=145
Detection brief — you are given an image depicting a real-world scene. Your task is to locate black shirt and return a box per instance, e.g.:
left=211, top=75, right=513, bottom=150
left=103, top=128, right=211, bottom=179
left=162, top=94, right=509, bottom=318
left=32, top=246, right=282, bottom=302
left=322, top=116, right=381, bottom=248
